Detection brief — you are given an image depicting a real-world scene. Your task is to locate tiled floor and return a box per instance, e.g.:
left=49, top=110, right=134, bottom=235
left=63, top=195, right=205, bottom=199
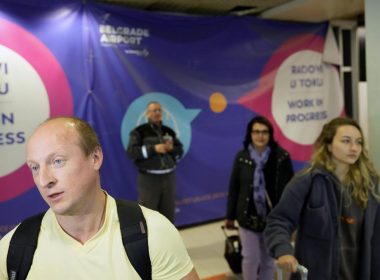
left=179, top=220, right=242, bottom=280
left=180, top=222, right=295, bottom=280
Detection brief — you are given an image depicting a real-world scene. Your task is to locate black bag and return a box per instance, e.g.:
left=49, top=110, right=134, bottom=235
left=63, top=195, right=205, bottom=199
left=221, top=225, right=242, bottom=274
left=245, top=215, right=266, bottom=232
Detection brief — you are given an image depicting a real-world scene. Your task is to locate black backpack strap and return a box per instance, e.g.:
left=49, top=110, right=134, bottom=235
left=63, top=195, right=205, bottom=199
left=6, top=201, right=151, bottom=280
left=7, top=212, right=45, bottom=280
left=116, top=199, right=152, bottom=280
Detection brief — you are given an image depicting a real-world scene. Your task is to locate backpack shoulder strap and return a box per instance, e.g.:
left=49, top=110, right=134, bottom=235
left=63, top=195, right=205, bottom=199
left=7, top=212, right=45, bottom=280
left=7, top=201, right=151, bottom=280
left=116, top=199, right=151, bottom=280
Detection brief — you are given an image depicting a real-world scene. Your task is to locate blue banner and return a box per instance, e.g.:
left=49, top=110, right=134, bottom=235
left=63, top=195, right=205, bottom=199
left=0, top=1, right=341, bottom=235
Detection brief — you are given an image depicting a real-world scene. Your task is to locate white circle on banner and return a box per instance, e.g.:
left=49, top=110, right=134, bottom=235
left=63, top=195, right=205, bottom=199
left=272, top=50, right=343, bottom=145
left=0, top=45, right=49, bottom=176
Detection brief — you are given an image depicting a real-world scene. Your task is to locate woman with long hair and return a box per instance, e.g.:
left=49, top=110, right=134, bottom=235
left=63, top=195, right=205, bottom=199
left=264, top=117, right=380, bottom=280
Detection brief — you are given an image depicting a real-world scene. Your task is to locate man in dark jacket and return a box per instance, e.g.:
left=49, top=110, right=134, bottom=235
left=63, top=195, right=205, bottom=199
left=127, top=101, right=183, bottom=222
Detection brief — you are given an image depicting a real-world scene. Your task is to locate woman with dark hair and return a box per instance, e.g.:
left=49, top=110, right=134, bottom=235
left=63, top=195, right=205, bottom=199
left=225, top=116, right=294, bottom=279
left=264, top=117, right=380, bottom=280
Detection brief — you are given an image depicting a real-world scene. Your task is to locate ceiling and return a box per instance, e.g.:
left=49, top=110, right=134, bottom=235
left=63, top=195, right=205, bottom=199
left=100, top=0, right=364, bottom=23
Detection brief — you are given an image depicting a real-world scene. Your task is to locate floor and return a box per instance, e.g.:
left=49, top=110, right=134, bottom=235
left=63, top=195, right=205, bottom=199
left=180, top=221, right=295, bottom=280
left=179, top=220, right=242, bottom=280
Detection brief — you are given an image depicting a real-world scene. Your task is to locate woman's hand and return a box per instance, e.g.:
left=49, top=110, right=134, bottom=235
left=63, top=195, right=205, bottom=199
left=276, top=254, right=299, bottom=273
left=224, top=220, right=237, bottom=230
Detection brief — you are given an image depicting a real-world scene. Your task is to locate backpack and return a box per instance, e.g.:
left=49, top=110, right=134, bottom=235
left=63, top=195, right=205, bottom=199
left=6, top=199, right=151, bottom=280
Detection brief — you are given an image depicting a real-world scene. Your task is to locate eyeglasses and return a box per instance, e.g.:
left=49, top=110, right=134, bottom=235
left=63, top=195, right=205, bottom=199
left=149, top=108, right=162, bottom=113
left=251, top=130, right=269, bottom=136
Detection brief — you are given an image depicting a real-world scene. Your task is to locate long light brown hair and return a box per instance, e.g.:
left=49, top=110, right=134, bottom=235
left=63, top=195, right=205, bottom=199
left=308, top=117, right=379, bottom=207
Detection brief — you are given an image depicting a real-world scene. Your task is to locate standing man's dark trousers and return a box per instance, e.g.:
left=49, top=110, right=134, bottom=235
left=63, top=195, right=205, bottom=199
left=137, top=172, right=176, bottom=222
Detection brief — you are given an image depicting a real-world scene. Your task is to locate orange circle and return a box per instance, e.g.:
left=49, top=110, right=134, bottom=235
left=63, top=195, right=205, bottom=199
left=209, top=92, right=227, bottom=113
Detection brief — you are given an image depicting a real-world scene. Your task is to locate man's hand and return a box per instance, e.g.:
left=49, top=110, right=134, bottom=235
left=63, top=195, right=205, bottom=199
left=155, top=143, right=168, bottom=154
left=164, top=141, right=173, bottom=152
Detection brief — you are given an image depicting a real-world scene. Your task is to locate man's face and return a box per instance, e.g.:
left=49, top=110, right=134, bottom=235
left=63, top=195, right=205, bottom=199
left=146, top=103, right=162, bottom=124
left=26, top=119, right=103, bottom=216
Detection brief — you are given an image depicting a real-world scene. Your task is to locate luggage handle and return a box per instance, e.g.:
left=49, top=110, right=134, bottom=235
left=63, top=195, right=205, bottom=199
left=276, top=264, right=308, bottom=280
left=221, top=225, right=239, bottom=238
left=221, top=225, right=241, bottom=253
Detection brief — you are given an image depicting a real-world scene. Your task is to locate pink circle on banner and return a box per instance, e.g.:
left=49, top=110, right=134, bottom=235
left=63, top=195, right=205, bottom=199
left=0, top=18, right=73, bottom=202
left=238, top=34, right=343, bottom=162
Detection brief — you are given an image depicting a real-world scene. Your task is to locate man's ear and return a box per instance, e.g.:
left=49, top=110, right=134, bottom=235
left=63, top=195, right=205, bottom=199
left=91, top=146, right=103, bottom=170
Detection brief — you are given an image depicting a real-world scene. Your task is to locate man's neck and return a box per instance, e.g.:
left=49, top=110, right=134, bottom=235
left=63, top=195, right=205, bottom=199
left=149, top=119, right=161, bottom=126
left=56, top=191, right=107, bottom=245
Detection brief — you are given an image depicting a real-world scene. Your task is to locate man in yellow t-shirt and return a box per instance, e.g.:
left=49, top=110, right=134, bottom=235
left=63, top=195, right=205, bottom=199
left=0, top=117, right=199, bottom=280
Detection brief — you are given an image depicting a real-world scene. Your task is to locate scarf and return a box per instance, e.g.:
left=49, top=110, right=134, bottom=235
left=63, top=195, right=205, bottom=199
left=249, top=144, right=271, bottom=218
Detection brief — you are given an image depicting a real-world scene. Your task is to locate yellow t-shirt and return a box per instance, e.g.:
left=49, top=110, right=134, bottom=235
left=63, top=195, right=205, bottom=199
left=0, top=195, right=193, bottom=280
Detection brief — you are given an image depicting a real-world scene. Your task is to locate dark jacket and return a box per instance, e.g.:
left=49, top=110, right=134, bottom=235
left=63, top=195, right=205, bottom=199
left=226, top=144, right=294, bottom=230
left=264, top=168, right=380, bottom=280
left=127, top=122, right=183, bottom=172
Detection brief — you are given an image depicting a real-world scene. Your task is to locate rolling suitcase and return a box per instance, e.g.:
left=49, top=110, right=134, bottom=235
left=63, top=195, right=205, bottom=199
left=276, top=264, right=308, bottom=280
left=221, top=225, right=242, bottom=274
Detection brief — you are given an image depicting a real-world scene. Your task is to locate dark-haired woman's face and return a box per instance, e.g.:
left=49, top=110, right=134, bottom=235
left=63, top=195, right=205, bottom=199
left=251, top=123, right=270, bottom=152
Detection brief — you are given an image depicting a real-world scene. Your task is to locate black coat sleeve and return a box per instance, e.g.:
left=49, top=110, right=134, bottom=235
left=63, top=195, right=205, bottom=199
left=371, top=200, right=380, bottom=279
left=126, top=129, right=156, bottom=160
left=226, top=153, right=242, bottom=220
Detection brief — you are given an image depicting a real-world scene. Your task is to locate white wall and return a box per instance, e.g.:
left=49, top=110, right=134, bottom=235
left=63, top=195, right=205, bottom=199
left=365, top=0, right=380, bottom=170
